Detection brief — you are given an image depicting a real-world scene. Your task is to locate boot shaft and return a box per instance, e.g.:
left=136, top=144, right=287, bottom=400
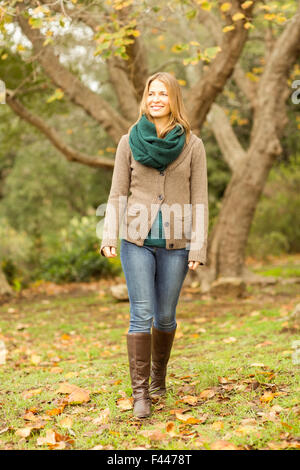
left=127, top=332, right=151, bottom=400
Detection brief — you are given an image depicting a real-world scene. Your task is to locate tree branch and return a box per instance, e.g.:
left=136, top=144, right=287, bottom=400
left=6, top=92, right=114, bottom=169
left=206, top=103, right=247, bottom=172
left=187, top=0, right=256, bottom=128
left=39, top=0, right=148, bottom=117
left=16, top=3, right=129, bottom=142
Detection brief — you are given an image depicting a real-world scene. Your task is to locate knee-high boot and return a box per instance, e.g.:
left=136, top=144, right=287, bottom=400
left=149, top=326, right=176, bottom=396
left=126, top=332, right=152, bottom=418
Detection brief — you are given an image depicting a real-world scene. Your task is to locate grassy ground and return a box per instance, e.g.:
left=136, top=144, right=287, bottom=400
left=0, top=256, right=299, bottom=450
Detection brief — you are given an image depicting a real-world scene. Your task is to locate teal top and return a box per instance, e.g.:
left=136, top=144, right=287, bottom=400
left=143, top=209, right=166, bottom=248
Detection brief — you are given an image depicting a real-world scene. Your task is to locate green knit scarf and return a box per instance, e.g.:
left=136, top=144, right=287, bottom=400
left=129, top=113, right=186, bottom=171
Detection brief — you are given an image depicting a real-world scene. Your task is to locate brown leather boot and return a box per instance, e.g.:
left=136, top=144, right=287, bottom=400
left=127, top=332, right=152, bottom=418
left=149, top=326, right=176, bottom=397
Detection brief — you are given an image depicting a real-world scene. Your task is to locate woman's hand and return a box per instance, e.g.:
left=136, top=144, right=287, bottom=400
left=188, top=261, right=200, bottom=270
left=101, top=246, right=117, bottom=258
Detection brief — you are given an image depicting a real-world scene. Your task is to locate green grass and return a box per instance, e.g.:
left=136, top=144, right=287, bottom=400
left=0, top=280, right=299, bottom=450
left=253, top=264, right=300, bottom=278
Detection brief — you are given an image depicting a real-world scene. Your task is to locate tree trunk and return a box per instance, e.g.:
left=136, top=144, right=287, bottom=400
left=208, top=139, right=279, bottom=278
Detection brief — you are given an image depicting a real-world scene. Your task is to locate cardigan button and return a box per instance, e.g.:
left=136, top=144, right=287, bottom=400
left=158, top=194, right=163, bottom=200
left=170, top=243, right=174, bottom=248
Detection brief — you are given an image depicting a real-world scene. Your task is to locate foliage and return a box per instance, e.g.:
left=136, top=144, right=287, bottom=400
left=0, top=216, right=34, bottom=289
left=34, top=215, right=121, bottom=284
left=247, top=154, right=300, bottom=259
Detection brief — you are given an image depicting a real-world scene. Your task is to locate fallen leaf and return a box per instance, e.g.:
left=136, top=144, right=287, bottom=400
left=223, top=337, right=237, bottom=343
left=175, top=413, right=201, bottom=424
left=50, top=367, right=63, bottom=374
left=59, top=417, right=73, bottom=429
left=166, top=422, right=176, bottom=436
left=67, top=389, right=90, bottom=404
left=22, top=389, right=42, bottom=399
left=260, top=391, right=274, bottom=403
left=116, top=397, right=133, bottom=411
left=199, top=389, right=215, bottom=399
left=46, top=404, right=66, bottom=416
left=212, top=421, right=224, bottom=430
left=56, top=382, right=82, bottom=394
left=93, top=408, right=110, bottom=424
left=15, top=427, right=32, bottom=438
left=30, top=354, right=42, bottom=365
left=139, top=429, right=169, bottom=441
left=65, top=372, right=79, bottom=379
left=210, top=440, right=239, bottom=450
left=178, top=395, right=199, bottom=405
left=36, top=429, right=56, bottom=446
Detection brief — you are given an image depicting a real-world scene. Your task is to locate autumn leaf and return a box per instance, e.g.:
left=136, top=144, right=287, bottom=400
left=178, top=395, right=199, bottom=406
left=139, top=429, right=169, bottom=441
left=15, top=427, right=33, bottom=438
left=260, top=391, right=274, bottom=403
left=175, top=413, right=201, bottom=424
left=116, top=397, right=133, bottom=411
left=59, top=417, right=73, bottom=429
left=56, top=382, right=82, bottom=394
left=46, top=404, right=66, bottom=416
left=241, top=1, right=253, bottom=9
left=37, top=429, right=74, bottom=448
left=223, top=336, right=237, bottom=343
left=232, top=12, right=245, bottom=21
left=199, top=388, right=216, bottom=399
left=212, top=421, right=224, bottom=430
left=67, top=389, right=90, bottom=404
left=93, top=408, right=110, bottom=425
left=30, top=354, right=42, bottom=365
left=22, top=388, right=42, bottom=399
left=210, top=440, right=240, bottom=450
left=166, top=422, right=177, bottom=436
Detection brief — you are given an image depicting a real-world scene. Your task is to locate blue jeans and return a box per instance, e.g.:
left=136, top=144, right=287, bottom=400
left=120, top=238, right=189, bottom=334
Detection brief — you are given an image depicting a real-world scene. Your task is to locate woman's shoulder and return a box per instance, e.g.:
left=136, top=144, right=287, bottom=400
left=189, top=131, right=203, bottom=144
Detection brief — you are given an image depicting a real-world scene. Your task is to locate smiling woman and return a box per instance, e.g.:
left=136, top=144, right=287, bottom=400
left=99, top=71, right=209, bottom=419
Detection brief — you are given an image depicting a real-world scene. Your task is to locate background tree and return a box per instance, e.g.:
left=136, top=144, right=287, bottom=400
left=1, top=0, right=299, bottom=296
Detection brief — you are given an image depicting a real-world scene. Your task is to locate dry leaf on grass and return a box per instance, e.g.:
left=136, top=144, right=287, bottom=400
left=59, top=417, right=73, bottom=429
left=139, top=429, right=169, bottom=441
left=260, top=391, right=275, bottom=403
left=199, top=388, right=216, bottom=399
left=15, top=427, right=33, bottom=438
left=37, top=429, right=74, bottom=448
left=178, top=395, right=199, bottom=406
left=93, top=408, right=110, bottom=425
left=116, top=397, right=133, bottom=411
left=67, top=389, right=90, bottom=404
left=212, top=421, right=224, bottom=430
left=22, top=389, right=42, bottom=399
left=210, top=440, right=240, bottom=450
left=175, top=413, right=202, bottom=424
left=56, top=382, right=82, bottom=394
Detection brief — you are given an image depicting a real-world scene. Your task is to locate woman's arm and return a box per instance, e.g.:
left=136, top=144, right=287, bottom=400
left=99, top=134, right=131, bottom=256
left=188, top=138, right=209, bottom=264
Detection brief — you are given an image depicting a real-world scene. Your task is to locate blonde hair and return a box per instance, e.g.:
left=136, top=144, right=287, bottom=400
left=128, top=72, right=191, bottom=144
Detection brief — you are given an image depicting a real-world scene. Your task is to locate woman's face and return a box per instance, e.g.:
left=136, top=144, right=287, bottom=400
left=147, top=79, right=171, bottom=119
